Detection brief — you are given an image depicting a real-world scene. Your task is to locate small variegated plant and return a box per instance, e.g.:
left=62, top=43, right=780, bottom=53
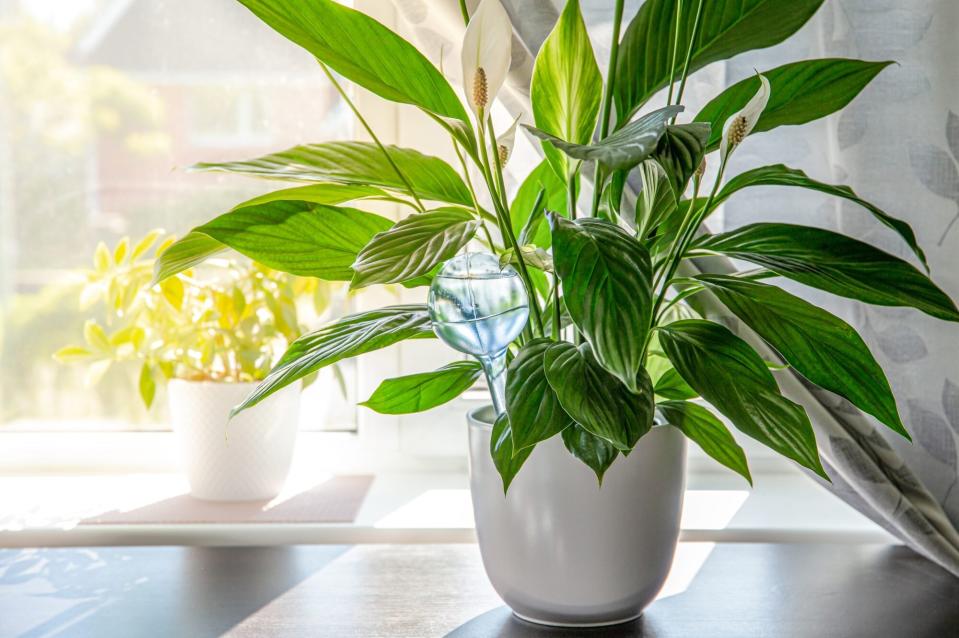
left=56, top=231, right=333, bottom=408
left=152, top=0, right=958, bottom=490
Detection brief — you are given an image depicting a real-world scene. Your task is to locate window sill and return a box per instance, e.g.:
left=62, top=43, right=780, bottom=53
left=0, top=469, right=893, bottom=548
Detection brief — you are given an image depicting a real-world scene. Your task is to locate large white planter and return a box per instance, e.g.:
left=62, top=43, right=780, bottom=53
left=468, top=405, right=686, bottom=627
left=168, top=379, right=300, bottom=502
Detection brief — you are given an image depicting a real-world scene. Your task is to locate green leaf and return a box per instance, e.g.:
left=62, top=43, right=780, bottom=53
left=510, top=161, right=567, bottom=248
left=658, top=401, right=751, bottom=484
left=152, top=232, right=227, bottom=285
left=716, top=164, right=927, bottom=271
left=695, top=59, right=892, bottom=151
left=562, top=424, right=619, bottom=485
left=360, top=361, right=482, bottom=415
left=139, top=362, right=156, bottom=410
left=232, top=305, right=434, bottom=416
left=551, top=216, right=653, bottom=391
left=523, top=105, right=682, bottom=171
left=191, top=141, right=472, bottom=206
left=699, top=223, right=959, bottom=322
left=350, top=208, right=479, bottom=288
left=654, top=367, right=698, bottom=400
left=53, top=346, right=92, bottom=363
left=506, top=338, right=575, bottom=451
left=543, top=341, right=654, bottom=451
left=695, top=274, right=908, bottom=439
left=157, top=203, right=392, bottom=283
left=615, top=0, right=826, bottom=124
left=490, top=412, right=534, bottom=494
left=236, top=0, right=467, bottom=122
left=658, top=319, right=826, bottom=478
left=530, top=0, right=603, bottom=178
left=83, top=320, right=110, bottom=351
left=231, top=183, right=399, bottom=209
left=650, top=123, right=710, bottom=202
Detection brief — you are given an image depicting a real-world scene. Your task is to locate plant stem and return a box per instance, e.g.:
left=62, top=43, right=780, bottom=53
left=453, top=140, right=498, bottom=248
left=673, top=0, right=705, bottom=116
left=588, top=0, right=626, bottom=218
left=665, top=0, right=683, bottom=106
left=458, top=0, right=470, bottom=25
left=320, top=63, right=426, bottom=212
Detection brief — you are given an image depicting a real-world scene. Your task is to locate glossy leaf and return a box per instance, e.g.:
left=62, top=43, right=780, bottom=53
left=506, top=338, right=574, bottom=451
left=530, top=0, right=603, bottom=178
left=360, top=361, right=482, bottom=414
left=700, top=223, right=959, bottom=321
left=658, top=401, right=751, bottom=484
left=695, top=59, right=892, bottom=151
left=158, top=202, right=392, bottom=283
left=491, top=412, right=533, bottom=494
left=191, top=141, right=472, bottom=206
left=236, top=0, right=468, bottom=122
left=654, top=367, right=698, bottom=400
left=650, top=123, right=711, bottom=202
left=615, top=0, right=825, bottom=124
left=232, top=305, right=434, bottom=416
left=551, top=216, right=653, bottom=391
left=544, top=341, right=654, bottom=451
left=716, top=164, right=927, bottom=271
left=658, top=319, right=826, bottom=478
left=562, top=424, right=619, bottom=485
left=523, top=105, right=682, bottom=171
left=696, top=274, right=908, bottom=438
left=351, top=208, right=479, bottom=288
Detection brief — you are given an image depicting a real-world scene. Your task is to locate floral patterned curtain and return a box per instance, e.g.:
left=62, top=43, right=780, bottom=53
left=391, top=0, right=959, bottom=576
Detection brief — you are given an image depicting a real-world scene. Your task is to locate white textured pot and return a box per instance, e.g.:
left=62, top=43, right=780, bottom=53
left=468, top=405, right=686, bottom=627
left=168, top=379, right=300, bottom=502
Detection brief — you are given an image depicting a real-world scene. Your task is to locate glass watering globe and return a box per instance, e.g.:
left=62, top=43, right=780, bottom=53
left=428, top=252, right=529, bottom=415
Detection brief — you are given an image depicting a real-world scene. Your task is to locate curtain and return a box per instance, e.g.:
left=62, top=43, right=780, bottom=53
left=390, top=0, right=959, bottom=576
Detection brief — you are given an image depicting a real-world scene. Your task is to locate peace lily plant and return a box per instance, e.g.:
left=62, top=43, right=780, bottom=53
left=153, top=0, right=958, bottom=492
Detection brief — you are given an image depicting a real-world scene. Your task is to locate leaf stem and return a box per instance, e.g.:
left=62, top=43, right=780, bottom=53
left=666, top=0, right=683, bottom=107
left=588, top=0, right=626, bottom=218
left=673, top=0, right=705, bottom=117
left=320, top=63, right=426, bottom=212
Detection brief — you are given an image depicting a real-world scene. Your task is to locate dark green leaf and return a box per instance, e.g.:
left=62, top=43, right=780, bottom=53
left=650, top=123, right=711, bottom=202
left=506, top=339, right=574, bottom=451
left=700, top=223, right=959, bottom=321
left=360, top=361, right=482, bottom=415
left=232, top=305, right=434, bottom=416
left=654, top=367, right=698, bottom=400
left=491, top=412, right=534, bottom=494
left=658, top=319, right=826, bottom=478
left=658, top=401, right=751, bottom=484
left=562, top=424, right=619, bottom=485
left=716, top=164, right=927, bottom=271
left=543, top=341, right=654, bottom=451
left=236, top=0, right=467, bottom=122
left=523, top=106, right=682, bottom=171
left=615, top=0, right=825, bottom=124
left=191, top=141, right=472, bottom=206
left=551, top=216, right=653, bottom=391
left=350, top=208, right=479, bottom=288
left=530, top=0, right=603, bottom=178
left=696, top=274, right=908, bottom=439
left=695, top=59, right=892, bottom=150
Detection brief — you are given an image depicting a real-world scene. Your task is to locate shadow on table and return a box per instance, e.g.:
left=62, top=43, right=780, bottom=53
left=445, top=544, right=959, bottom=638
left=0, top=546, right=349, bottom=637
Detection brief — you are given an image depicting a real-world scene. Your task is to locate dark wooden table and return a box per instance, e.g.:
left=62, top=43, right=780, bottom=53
left=1, top=543, right=957, bottom=637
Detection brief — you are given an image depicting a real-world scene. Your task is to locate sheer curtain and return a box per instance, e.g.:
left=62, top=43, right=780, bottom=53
left=391, top=0, right=959, bottom=576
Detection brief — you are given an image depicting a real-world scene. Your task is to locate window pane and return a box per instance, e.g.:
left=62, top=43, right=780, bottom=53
left=0, top=0, right=355, bottom=431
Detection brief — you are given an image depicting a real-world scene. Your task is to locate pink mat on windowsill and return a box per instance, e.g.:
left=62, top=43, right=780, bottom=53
left=81, top=475, right=374, bottom=525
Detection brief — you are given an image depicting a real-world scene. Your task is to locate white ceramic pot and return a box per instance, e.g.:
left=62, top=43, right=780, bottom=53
left=168, top=379, right=300, bottom=502
left=468, top=405, right=686, bottom=627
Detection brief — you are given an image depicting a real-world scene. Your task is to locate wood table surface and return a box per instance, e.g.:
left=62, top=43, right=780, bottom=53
left=1, top=543, right=957, bottom=637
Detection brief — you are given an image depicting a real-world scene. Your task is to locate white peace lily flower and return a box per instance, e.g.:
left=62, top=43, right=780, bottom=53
left=720, top=73, right=771, bottom=161
left=461, top=0, right=513, bottom=118
left=495, top=115, right=521, bottom=166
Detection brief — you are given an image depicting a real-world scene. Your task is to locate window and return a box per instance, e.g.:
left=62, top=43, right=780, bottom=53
left=0, top=0, right=355, bottom=433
